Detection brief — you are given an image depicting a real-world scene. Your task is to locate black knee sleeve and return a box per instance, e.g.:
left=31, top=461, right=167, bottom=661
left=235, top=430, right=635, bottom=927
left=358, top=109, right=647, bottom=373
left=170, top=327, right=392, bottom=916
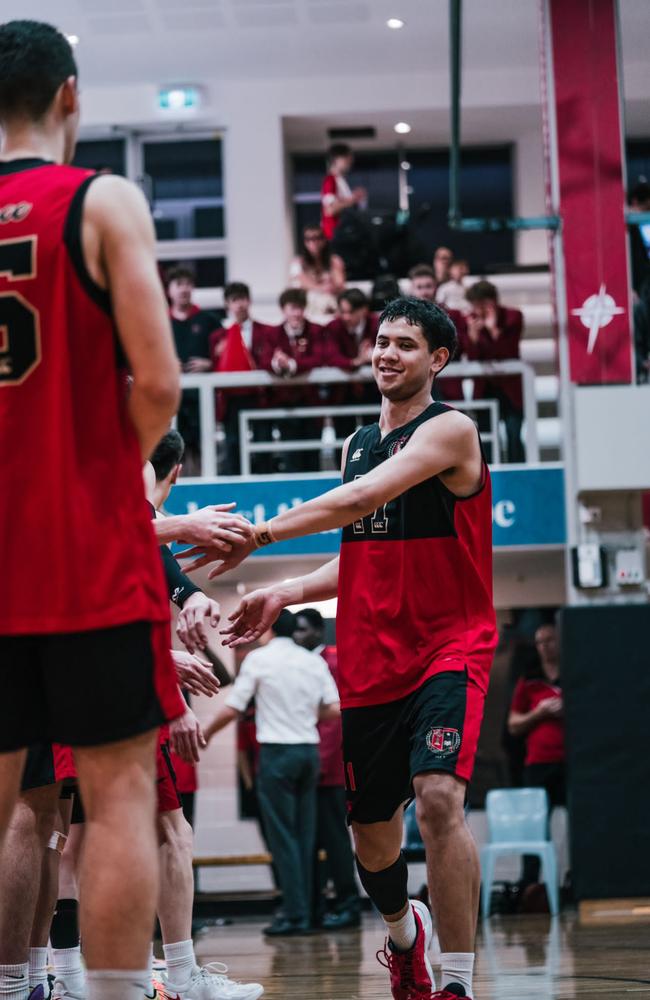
left=356, top=852, right=409, bottom=916
left=50, top=898, right=79, bottom=949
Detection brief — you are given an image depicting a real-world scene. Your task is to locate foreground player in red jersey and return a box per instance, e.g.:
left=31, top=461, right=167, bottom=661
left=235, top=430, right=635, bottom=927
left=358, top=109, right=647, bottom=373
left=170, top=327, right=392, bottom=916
left=184, top=297, right=498, bottom=1000
left=0, top=20, right=191, bottom=1000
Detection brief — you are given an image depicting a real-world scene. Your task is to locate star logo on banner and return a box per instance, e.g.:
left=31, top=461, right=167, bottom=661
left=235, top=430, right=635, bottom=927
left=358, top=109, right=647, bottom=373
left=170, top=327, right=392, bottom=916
left=571, top=283, right=625, bottom=354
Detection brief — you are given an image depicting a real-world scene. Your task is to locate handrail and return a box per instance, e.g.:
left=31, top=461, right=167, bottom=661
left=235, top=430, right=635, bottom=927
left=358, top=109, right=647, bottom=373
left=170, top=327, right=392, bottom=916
left=448, top=0, right=560, bottom=234
left=179, top=359, right=540, bottom=476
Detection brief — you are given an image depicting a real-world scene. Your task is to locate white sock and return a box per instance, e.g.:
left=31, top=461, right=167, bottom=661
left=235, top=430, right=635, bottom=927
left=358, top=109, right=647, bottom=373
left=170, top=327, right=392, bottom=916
left=441, top=952, right=474, bottom=997
left=87, top=969, right=148, bottom=1000
left=52, top=947, right=85, bottom=996
left=28, top=950, right=49, bottom=991
left=0, top=964, right=30, bottom=1000
left=162, top=942, right=196, bottom=990
left=384, top=904, right=417, bottom=953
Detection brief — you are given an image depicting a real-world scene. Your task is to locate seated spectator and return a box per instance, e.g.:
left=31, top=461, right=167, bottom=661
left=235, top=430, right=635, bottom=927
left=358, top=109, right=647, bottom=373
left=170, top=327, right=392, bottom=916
left=409, top=263, right=437, bottom=303
left=323, top=288, right=378, bottom=369
left=436, top=258, right=470, bottom=313
left=370, top=273, right=401, bottom=312
left=290, top=225, right=346, bottom=318
left=209, top=281, right=275, bottom=475
left=269, top=288, right=324, bottom=376
left=268, top=289, right=325, bottom=471
left=410, top=265, right=467, bottom=402
left=433, top=245, right=454, bottom=286
left=465, top=279, right=525, bottom=463
left=167, top=266, right=217, bottom=472
left=321, top=143, right=366, bottom=242
left=508, top=624, right=565, bottom=889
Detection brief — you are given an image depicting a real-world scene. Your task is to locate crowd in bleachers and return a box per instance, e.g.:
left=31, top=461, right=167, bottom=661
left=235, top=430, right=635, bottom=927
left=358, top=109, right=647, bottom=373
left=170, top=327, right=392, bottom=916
left=169, top=244, right=527, bottom=474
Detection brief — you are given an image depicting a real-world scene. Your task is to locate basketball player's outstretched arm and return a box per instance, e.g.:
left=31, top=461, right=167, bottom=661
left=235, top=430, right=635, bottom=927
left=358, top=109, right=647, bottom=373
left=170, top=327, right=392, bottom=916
left=182, top=409, right=481, bottom=580
left=220, top=556, right=340, bottom=648
left=83, top=175, right=180, bottom=460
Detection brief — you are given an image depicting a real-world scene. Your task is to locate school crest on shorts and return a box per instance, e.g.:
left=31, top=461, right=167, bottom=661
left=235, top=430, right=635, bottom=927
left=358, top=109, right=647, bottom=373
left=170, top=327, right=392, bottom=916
left=426, top=727, right=461, bottom=757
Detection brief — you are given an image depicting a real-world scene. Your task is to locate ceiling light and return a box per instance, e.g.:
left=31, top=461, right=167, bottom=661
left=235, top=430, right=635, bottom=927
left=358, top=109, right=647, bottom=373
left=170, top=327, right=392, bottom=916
left=386, top=18, right=405, bottom=29
left=66, top=34, right=79, bottom=46
left=401, top=160, right=411, bottom=170
left=394, top=121, right=411, bottom=135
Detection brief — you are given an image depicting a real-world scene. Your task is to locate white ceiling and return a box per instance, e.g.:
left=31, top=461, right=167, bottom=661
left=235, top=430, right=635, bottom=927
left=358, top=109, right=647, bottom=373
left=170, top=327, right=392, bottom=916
left=3, top=0, right=647, bottom=87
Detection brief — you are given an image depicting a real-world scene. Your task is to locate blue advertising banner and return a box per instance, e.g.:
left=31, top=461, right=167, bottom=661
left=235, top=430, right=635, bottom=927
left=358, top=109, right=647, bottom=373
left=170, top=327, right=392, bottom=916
left=167, top=465, right=566, bottom=556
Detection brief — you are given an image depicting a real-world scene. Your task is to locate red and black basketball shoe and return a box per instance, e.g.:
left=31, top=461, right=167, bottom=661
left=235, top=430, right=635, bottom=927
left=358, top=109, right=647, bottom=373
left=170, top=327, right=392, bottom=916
left=376, top=899, right=436, bottom=999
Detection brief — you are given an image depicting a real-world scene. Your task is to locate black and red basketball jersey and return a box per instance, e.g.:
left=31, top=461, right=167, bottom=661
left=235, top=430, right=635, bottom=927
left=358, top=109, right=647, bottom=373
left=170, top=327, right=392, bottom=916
left=0, top=159, right=170, bottom=635
left=336, top=402, right=497, bottom=709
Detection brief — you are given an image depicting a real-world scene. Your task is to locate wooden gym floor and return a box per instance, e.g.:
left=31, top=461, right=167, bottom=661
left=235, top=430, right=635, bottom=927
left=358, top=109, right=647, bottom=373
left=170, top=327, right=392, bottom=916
left=192, top=912, right=650, bottom=999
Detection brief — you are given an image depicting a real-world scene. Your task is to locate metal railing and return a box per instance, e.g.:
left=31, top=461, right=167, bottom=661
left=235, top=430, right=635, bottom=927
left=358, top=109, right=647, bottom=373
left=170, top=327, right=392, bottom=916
left=180, top=360, right=539, bottom=477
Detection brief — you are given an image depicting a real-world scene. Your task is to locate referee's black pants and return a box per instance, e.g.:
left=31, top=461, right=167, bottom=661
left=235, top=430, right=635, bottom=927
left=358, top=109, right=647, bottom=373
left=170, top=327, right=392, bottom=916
left=257, top=744, right=320, bottom=923
left=313, top=785, right=360, bottom=917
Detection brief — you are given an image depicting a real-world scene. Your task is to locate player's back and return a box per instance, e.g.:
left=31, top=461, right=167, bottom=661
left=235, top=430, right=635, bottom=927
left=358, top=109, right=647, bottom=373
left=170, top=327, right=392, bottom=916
left=0, top=159, right=168, bottom=635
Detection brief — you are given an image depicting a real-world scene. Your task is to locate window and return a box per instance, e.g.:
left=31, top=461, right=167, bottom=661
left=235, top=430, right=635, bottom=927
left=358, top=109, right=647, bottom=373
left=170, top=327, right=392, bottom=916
left=143, top=138, right=224, bottom=241
left=73, top=138, right=126, bottom=175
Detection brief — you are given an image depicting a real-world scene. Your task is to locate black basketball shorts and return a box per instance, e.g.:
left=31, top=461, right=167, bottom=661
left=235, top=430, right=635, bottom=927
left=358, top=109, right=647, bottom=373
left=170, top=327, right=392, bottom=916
left=342, top=668, right=486, bottom=825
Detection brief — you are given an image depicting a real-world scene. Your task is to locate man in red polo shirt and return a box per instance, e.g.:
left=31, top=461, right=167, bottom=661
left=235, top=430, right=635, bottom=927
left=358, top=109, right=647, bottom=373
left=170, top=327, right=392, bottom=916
left=465, top=280, right=524, bottom=463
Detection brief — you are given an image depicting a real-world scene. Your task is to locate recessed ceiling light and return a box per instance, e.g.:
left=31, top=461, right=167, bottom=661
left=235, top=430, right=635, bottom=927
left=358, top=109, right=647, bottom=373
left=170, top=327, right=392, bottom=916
left=386, top=18, right=405, bottom=29
left=66, top=34, right=79, bottom=46
left=394, top=121, right=411, bottom=134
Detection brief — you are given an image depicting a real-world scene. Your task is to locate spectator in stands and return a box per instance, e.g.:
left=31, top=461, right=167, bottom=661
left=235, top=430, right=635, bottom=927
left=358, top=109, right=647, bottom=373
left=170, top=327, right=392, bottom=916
left=321, top=143, right=366, bottom=242
left=167, top=266, right=217, bottom=471
left=409, top=263, right=437, bottom=303
left=205, top=610, right=340, bottom=937
left=293, top=609, right=361, bottom=930
left=433, top=245, right=454, bottom=286
left=268, top=289, right=325, bottom=470
left=508, top=624, right=564, bottom=888
left=290, top=225, right=346, bottom=317
left=436, top=258, right=470, bottom=313
left=323, top=288, right=378, bottom=369
left=410, top=265, right=467, bottom=402
left=270, top=288, right=324, bottom=376
left=210, top=281, right=274, bottom=474
left=370, top=273, right=401, bottom=312
left=628, top=183, right=650, bottom=383
left=465, top=279, right=525, bottom=463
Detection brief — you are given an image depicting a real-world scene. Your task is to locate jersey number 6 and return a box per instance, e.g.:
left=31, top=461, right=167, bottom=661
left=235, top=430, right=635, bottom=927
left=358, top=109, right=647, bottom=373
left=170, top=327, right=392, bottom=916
left=0, top=236, right=40, bottom=385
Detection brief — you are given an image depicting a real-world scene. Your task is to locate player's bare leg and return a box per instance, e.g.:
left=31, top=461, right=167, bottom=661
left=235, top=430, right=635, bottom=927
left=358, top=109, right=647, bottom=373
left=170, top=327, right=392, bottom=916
left=352, top=811, right=436, bottom=998
left=414, top=771, right=479, bottom=995
left=74, top=730, right=159, bottom=985
left=0, top=751, right=26, bottom=841
left=50, top=819, right=85, bottom=1000
left=29, top=800, right=72, bottom=994
left=0, top=783, right=60, bottom=1000
left=156, top=808, right=264, bottom=1000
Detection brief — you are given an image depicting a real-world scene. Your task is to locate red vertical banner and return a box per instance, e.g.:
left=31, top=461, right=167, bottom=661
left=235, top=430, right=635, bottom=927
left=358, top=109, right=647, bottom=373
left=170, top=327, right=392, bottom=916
left=544, top=0, right=633, bottom=384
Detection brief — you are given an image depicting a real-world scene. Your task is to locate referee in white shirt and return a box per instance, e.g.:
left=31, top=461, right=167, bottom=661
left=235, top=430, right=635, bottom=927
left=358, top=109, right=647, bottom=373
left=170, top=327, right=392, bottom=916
left=205, top=610, right=340, bottom=936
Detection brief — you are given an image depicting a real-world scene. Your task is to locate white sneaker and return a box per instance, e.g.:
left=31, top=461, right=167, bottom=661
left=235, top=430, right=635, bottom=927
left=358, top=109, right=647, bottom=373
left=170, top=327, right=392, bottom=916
left=163, top=964, right=263, bottom=1000
left=51, top=978, right=86, bottom=1000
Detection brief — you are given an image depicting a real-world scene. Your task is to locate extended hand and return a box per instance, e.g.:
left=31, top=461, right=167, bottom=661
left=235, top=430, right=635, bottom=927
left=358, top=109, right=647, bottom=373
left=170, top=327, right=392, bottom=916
left=178, top=535, right=256, bottom=578
left=185, top=357, right=212, bottom=373
left=220, top=587, right=287, bottom=647
left=176, top=504, right=253, bottom=552
left=177, top=591, right=221, bottom=652
left=169, top=707, right=207, bottom=763
left=171, top=650, right=221, bottom=697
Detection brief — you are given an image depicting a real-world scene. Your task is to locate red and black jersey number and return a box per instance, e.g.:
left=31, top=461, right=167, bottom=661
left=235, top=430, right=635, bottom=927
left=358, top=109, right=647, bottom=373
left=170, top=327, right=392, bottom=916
left=0, top=236, right=40, bottom=385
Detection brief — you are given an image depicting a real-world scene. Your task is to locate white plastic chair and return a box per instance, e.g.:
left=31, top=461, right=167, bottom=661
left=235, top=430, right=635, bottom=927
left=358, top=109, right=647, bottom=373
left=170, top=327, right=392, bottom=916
left=480, top=788, right=559, bottom=917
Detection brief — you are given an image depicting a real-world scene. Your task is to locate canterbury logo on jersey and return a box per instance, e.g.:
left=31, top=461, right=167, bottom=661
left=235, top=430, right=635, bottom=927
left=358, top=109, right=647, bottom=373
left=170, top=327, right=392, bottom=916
left=350, top=448, right=364, bottom=462
left=0, top=202, right=32, bottom=224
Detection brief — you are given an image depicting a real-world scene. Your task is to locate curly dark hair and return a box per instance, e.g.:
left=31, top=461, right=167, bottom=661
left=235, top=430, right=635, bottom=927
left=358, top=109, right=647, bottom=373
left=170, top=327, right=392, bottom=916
left=378, top=296, right=458, bottom=361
